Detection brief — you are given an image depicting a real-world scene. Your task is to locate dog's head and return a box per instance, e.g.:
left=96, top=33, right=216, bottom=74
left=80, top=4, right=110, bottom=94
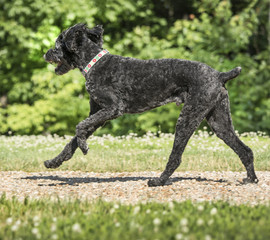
left=44, top=24, right=104, bottom=75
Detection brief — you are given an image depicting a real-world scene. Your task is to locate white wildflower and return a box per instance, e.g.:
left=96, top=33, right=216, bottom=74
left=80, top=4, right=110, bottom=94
left=133, top=206, right=140, bottom=215
left=110, top=208, right=115, bottom=214
left=168, top=202, right=174, bottom=209
left=52, top=234, right=58, bottom=240
left=180, top=218, right=188, bottom=226
left=11, top=224, right=19, bottom=232
left=182, top=226, right=189, bottom=233
left=84, top=211, right=91, bottom=216
left=197, top=205, right=204, bottom=211
left=115, top=222, right=121, bottom=227
left=33, top=216, right=40, bottom=227
left=208, top=219, right=214, bottom=226
left=175, top=233, right=183, bottom=240
left=11, top=219, right=21, bottom=232
left=33, top=216, right=40, bottom=222
left=6, top=217, right=13, bottom=225
left=210, top=208, right=217, bottom=215
left=205, top=234, right=212, bottom=240
left=72, top=223, right=82, bottom=233
left=197, top=218, right=204, bottom=226
left=15, top=220, right=21, bottom=226
left=146, top=209, right=151, bottom=214
left=51, top=224, right=57, bottom=232
left=153, top=218, right=161, bottom=226
left=113, top=204, right=119, bottom=209
left=31, top=228, right=39, bottom=235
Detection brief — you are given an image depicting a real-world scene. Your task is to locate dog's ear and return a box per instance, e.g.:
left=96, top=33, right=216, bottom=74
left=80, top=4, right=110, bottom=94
left=64, top=23, right=86, bottom=52
left=86, top=25, right=104, bottom=48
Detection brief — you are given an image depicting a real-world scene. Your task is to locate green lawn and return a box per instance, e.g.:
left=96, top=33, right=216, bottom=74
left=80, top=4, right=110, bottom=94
left=1, top=131, right=269, bottom=240
left=1, top=195, right=270, bottom=240
left=0, top=131, right=269, bottom=172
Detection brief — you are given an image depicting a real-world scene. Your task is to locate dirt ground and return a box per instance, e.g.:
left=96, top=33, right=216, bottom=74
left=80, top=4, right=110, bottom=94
left=1, top=171, right=270, bottom=205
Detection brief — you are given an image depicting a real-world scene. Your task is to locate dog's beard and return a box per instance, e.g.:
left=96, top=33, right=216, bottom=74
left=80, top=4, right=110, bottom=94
left=44, top=49, right=73, bottom=75
left=54, top=59, right=72, bottom=75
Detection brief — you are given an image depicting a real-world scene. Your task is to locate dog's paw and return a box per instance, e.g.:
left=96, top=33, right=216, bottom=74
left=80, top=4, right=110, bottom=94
left=77, top=137, right=89, bottom=155
left=44, top=160, right=62, bottom=169
left=148, top=178, right=170, bottom=187
left=242, top=177, right=259, bottom=184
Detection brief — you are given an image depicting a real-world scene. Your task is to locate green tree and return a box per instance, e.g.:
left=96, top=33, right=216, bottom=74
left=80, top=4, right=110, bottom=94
left=0, top=0, right=269, bottom=136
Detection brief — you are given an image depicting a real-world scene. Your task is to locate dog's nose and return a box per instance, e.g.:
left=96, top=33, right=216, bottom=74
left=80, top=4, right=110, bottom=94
left=43, top=50, right=50, bottom=60
left=43, top=49, right=53, bottom=60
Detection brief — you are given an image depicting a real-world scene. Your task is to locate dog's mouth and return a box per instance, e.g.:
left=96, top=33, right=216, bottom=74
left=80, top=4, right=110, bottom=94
left=54, top=60, right=68, bottom=75
left=46, top=58, right=69, bottom=75
left=55, top=61, right=63, bottom=69
left=44, top=50, right=73, bottom=75
left=47, top=60, right=64, bottom=73
left=47, top=60, right=60, bottom=66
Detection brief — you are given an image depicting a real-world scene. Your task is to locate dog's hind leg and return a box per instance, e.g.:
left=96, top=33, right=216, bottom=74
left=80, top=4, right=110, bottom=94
left=206, top=96, right=258, bottom=184
left=148, top=99, right=212, bottom=187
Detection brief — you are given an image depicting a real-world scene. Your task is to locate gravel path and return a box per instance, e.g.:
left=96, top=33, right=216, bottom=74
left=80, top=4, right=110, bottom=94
left=1, top=171, right=270, bottom=205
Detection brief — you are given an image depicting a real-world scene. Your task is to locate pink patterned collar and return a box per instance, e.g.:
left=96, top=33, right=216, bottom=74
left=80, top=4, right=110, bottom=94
left=83, top=49, right=109, bottom=73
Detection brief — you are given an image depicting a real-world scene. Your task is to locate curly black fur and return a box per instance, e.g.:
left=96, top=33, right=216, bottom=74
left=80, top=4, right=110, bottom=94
left=43, top=24, right=258, bottom=186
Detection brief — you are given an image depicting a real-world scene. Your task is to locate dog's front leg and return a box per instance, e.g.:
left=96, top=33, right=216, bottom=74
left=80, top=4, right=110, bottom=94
left=44, top=112, right=111, bottom=169
left=44, top=98, right=101, bottom=168
left=44, top=127, right=99, bottom=169
left=44, top=135, right=78, bottom=168
left=76, top=108, right=121, bottom=154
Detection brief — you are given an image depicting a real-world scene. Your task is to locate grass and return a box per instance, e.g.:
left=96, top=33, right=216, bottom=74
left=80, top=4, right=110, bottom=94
left=1, top=195, right=270, bottom=240
left=0, top=131, right=270, bottom=240
left=0, top=131, right=269, bottom=172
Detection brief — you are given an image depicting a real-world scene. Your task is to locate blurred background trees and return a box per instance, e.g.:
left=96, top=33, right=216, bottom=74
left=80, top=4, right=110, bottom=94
left=0, top=0, right=269, bottom=136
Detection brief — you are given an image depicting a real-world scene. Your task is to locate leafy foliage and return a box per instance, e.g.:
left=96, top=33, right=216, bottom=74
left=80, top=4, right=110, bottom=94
left=0, top=0, right=269, bottom=136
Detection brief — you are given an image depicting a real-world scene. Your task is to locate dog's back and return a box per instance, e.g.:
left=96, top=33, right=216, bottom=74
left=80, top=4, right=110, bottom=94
left=87, top=55, right=223, bottom=112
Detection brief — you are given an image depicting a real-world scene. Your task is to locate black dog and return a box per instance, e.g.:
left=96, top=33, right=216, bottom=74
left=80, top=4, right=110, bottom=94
left=44, top=24, right=258, bottom=186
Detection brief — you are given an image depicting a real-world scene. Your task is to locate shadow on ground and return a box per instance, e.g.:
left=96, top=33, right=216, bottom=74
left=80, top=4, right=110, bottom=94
left=21, top=175, right=227, bottom=186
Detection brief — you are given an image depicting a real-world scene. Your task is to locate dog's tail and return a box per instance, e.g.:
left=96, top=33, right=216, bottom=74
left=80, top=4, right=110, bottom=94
left=219, top=67, right=241, bottom=84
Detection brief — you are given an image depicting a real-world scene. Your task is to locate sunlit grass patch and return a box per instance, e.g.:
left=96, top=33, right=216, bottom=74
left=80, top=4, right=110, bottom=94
left=0, top=195, right=270, bottom=240
left=0, top=131, right=269, bottom=172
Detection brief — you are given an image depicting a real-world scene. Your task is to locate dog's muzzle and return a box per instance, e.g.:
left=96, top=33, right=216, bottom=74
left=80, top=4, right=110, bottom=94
left=44, top=48, right=72, bottom=75
left=44, top=49, right=61, bottom=64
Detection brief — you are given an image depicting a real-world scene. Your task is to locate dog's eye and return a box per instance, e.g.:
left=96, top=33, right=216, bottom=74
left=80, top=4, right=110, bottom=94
left=58, top=34, right=63, bottom=41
